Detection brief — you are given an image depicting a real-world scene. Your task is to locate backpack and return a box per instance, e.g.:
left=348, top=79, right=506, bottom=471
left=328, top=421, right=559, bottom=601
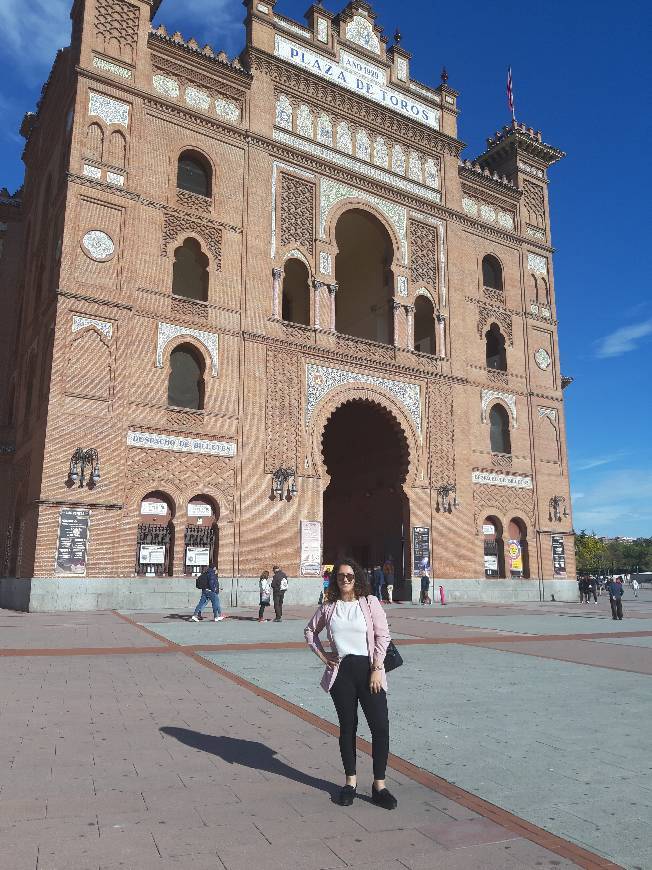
left=196, top=569, right=210, bottom=590
left=280, top=575, right=288, bottom=591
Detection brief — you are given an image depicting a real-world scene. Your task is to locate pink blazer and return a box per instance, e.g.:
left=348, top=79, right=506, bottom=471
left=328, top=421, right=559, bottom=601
left=304, top=596, right=391, bottom=693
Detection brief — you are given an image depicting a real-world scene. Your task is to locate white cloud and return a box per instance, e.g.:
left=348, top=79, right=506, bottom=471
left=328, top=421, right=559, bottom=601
left=596, top=317, right=652, bottom=358
left=0, top=0, right=70, bottom=79
left=572, top=453, right=626, bottom=472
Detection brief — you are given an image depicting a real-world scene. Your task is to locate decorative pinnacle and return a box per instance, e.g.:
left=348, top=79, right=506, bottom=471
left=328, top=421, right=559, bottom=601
left=394, top=29, right=402, bottom=45
left=441, top=66, right=448, bottom=84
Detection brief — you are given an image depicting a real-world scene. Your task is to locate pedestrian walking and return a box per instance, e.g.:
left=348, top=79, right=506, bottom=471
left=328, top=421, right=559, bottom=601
left=383, top=557, right=395, bottom=603
left=607, top=575, right=625, bottom=620
left=190, top=565, right=225, bottom=622
left=304, top=558, right=398, bottom=810
left=579, top=576, right=589, bottom=604
left=587, top=576, right=598, bottom=604
left=420, top=573, right=431, bottom=605
left=259, top=570, right=272, bottom=622
left=271, top=564, right=288, bottom=622
left=372, top=564, right=384, bottom=600
left=632, top=577, right=640, bottom=598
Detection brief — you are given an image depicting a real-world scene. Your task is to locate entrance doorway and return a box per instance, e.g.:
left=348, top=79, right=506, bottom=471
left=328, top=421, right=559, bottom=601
left=322, top=400, right=409, bottom=586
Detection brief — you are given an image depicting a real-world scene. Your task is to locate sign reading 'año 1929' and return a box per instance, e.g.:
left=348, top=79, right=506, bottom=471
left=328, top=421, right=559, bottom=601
left=274, top=36, right=441, bottom=131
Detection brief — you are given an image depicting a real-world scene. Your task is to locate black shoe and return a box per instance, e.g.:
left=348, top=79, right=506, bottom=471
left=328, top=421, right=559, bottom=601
left=372, top=785, right=397, bottom=810
left=274, top=618, right=282, bottom=622
left=338, top=784, right=356, bottom=806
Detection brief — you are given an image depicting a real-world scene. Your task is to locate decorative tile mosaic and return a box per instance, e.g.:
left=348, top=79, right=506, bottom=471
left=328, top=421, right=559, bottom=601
left=320, top=177, right=408, bottom=263
left=286, top=248, right=310, bottom=267
left=93, top=56, right=131, bottom=79
left=535, top=347, right=552, bottom=370
left=497, top=211, right=515, bottom=230
left=408, top=152, right=423, bottom=183
left=297, top=104, right=314, bottom=138
left=530, top=303, right=540, bottom=315
left=462, top=196, right=478, bottom=217
left=275, top=94, right=293, bottom=130
left=215, top=98, right=240, bottom=123
left=81, top=230, right=114, bottom=261
left=107, top=172, right=124, bottom=187
left=391, top=144, right=406, bottom=175
left=397, top=276, right=408, bottom=296
left=541, top=306, right=551, bottom=319
left=481, top=388, right=517, bottom=427
left=425, top=159, right=439, bottom=189
left=527, top=225, right=546, bottom=240
left=88, top=91, right=129, bottom=127
left=153, top=74, right=180, bottom=99
left=83, top=164, right=102, bottom=180
left=374, top=136, right=388, bottom=168
left=320, top=251, right=332, bottom=275
left=480, top=203, right=496, bottom=223
left=185, top=86, right=211, bottom=112
left=538, top=406, right=557, bottom=421
left=528, top=252, right=548, bottom=276
left=336, top=121, right=353, bottom=154
left=257, top=3, right=270, bottom=11
left=463, top=196, right=514, bottom=232
left=317, top=113, right=333, bottom=146
left=274, top=131, right=441, bottom=206
left=356, top=129, right=371, bottom=161
left=396, top=57, right=408, bottom=82
left=156, top=322, right=219, bottom=376
left=317, top=17, right=329, bottom=43
left=519, top=160, right=545, bottom=179
left=306, top=364, right=421, bottom=434
left=410, top=210, right=447, bottom=308
left=72, top=316, right=113, bottom=339
left=345, top=15, right=381, bottom=54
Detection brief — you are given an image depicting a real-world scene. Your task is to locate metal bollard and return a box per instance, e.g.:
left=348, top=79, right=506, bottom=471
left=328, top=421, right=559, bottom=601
left=439, top=585, right=446, bottom=605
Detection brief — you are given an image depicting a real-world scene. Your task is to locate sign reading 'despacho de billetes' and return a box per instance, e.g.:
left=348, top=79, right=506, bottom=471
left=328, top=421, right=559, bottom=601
left=274, top=35, right=441, bottom=131
left=127, top=431, right=236, bottom=457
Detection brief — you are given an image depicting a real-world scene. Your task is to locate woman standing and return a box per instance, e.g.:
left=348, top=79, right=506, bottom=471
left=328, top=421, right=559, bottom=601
left=304, top=558, right=397, bottom=810
left=258, top=570, right=271, bottom=622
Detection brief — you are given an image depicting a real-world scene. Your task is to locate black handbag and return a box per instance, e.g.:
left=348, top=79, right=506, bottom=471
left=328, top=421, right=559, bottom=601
left=384, top=640, right=403, bottom=672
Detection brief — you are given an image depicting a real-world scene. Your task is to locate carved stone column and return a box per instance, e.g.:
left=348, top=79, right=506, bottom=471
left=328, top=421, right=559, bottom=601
left=328, top=282, right=338, bottom=331
left=405, top=304, right=415, bottom=351
left=436, top=313, right=446, bottom=358
left=312, top=280, right=325, bottom=330
left=272, top=267, right=283, bottom=319
left=392, top=300, right=404, bottom=348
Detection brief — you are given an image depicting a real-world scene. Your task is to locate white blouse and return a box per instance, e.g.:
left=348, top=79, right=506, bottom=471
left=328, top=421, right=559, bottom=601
left=330, top=600, right=368, bottom=658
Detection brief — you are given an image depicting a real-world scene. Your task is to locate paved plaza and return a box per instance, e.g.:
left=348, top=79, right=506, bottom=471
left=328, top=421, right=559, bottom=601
left=1, top=593, right=651, bottom=869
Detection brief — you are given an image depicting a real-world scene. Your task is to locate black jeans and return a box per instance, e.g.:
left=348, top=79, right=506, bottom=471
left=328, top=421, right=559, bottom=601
left=610, top=597, right=623, bottom=619
left=330, top=655, right=389, bottom=780
left=273, top=589, right=285, bottom=619
left=258, top=602, right=268, bottom=619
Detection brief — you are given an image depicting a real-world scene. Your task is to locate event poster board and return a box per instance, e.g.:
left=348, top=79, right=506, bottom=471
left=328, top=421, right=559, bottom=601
left=412, top=527, right=431, bottom=574
left=139, top=544, right=166, bottom=565
left=186, top=546, right=210, bottom=567
left=55, top=508, right=90, bottom=576
left=300, top=521, right=322, bottom=576
left=508, top=539, right=523, bottom=576
left=552, top=535, right=567, bottom=576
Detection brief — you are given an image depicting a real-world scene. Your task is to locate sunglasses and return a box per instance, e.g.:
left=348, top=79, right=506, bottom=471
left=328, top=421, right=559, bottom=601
left=337, top=573, right=355, bottom=582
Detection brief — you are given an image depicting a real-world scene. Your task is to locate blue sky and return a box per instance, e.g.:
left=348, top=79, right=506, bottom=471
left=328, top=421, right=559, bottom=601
left=1, top=0, right=650, bottom=536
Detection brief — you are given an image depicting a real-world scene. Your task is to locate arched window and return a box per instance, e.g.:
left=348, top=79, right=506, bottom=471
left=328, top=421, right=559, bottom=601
left=168, top=344, right=205, bottom=410
left=172, top=238, right=209, bottom=302
left=485, top=323, right=507, bottom=371
left=482, top=255, right=503, bottom=291
left=508, top=518, right=530, bottom=578
left=177, top=151, right=211, bottom=197
left=108, top=131, right=126, bottom=168
left=489, top=404, right=511, bottom=454
left=86, top=123, right=104, bottom=161
left=281, top=258, right=310, bottom=326
left=414, top=295, right=436, bottom=355
left=483, top=517, right=505, bottom=579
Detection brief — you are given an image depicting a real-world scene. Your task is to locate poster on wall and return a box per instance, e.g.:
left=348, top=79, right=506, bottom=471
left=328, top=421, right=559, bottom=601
left=300, top=521, right=322, bottom=576
left=140, top=501, right=168, bottom=516
left=508, top=539, right=523, bottom=576
left=552, top=535, right=567, bottom=576
left=55, top=508, right=90, bottom=576
left=188, top=503, right=213, bottom=518
left=484, top=554, right=498, bottom=574
left=186, top=546, right=210, bottom=567
left=412, top=527, right=431, bottom=574
left=139, top=544, right=166, bottom=565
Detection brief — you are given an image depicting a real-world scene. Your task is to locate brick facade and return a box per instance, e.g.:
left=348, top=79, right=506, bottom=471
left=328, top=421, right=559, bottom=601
left=0, top=0, right=577, bottom=604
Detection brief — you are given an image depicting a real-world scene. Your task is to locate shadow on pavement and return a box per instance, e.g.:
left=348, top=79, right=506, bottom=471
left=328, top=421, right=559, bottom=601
left=160, top=727, right=341, bottom=800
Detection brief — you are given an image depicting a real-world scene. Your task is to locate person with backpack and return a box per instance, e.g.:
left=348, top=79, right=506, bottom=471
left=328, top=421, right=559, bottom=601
left=190, top=565, right=224, bottom=622
left=259, top=570, right=272, bottom=622
left=607, top=576, right=625, bottom=620
left=271, top=564, right=288, bottom=622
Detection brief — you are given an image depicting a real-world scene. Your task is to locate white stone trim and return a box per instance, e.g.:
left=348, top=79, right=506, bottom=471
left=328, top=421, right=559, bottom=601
left=72, top=316, right=113, bottom=339
left=156, top=322, right=219, bottom=376
left=285, top=248, right=310, bottom=267
left=538, top=407, right=557, bottom=421
left=481, top=389, right=517, bottom=428
left=88, top=91, right=129, bottom=127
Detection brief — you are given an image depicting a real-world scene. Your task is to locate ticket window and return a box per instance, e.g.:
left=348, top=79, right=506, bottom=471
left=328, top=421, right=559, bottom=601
left=184, top=497, right=217, bottom=576
left=508, top=519, right=529, bottom=579
left=137, top=494, right=173, bottom=577
left=483, top=518, right=504, bottom=579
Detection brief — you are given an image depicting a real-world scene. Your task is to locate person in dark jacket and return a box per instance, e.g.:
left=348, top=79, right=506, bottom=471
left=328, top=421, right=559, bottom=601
left=586, top=576, right=598, bottom=604
left=271, top=564, right=288, bottom=622
left=372, top=565, right=384, bottom=600
left=191, top=566, right=224, bottom=622
left=607, top=576, right=624, bottom=620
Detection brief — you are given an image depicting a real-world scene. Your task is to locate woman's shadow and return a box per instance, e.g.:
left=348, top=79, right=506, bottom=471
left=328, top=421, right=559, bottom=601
left=160, top=727, right=342, bottom=802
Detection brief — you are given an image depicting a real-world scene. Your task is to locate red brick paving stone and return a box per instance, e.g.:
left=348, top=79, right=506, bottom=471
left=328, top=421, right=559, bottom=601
left=215, top=837, right=347, bottom=870
left=475, top=638, right=652, bottom=675
left=325, top=828, right=450, bottom=865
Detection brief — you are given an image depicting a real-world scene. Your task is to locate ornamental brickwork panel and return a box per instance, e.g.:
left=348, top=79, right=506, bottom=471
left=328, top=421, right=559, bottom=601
left=280, top=174, right=315, bottom=257
left=477, top=303, right=513, bottom=346
left=472, top=484, right=534, bottom=531
left=410, top=221, right=438, bottom=289
left=426, top=381, right=454, bottom=484
left=523, top=180, right=546, bottom=229
left=162, top=211, right=222, bottom=270
left=264, top=348, right=300, bottom=474
left=94, top=0, right=140, bottom=63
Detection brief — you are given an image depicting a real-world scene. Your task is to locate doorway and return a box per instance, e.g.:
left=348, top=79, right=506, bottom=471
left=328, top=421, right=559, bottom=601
left=322, top=400, right=410, bottom=585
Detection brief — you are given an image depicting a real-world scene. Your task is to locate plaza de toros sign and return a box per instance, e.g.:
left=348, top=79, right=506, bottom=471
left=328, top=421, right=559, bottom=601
left=274, top=35, right=441, bottom=131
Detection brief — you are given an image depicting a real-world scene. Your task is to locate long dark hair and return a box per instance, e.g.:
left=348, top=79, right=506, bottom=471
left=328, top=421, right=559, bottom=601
left=326, top=558, right=370, bottom=603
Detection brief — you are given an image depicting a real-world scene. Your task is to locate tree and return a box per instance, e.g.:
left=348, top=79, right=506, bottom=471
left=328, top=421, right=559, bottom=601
left=575, top=531, right=607, bottom=574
